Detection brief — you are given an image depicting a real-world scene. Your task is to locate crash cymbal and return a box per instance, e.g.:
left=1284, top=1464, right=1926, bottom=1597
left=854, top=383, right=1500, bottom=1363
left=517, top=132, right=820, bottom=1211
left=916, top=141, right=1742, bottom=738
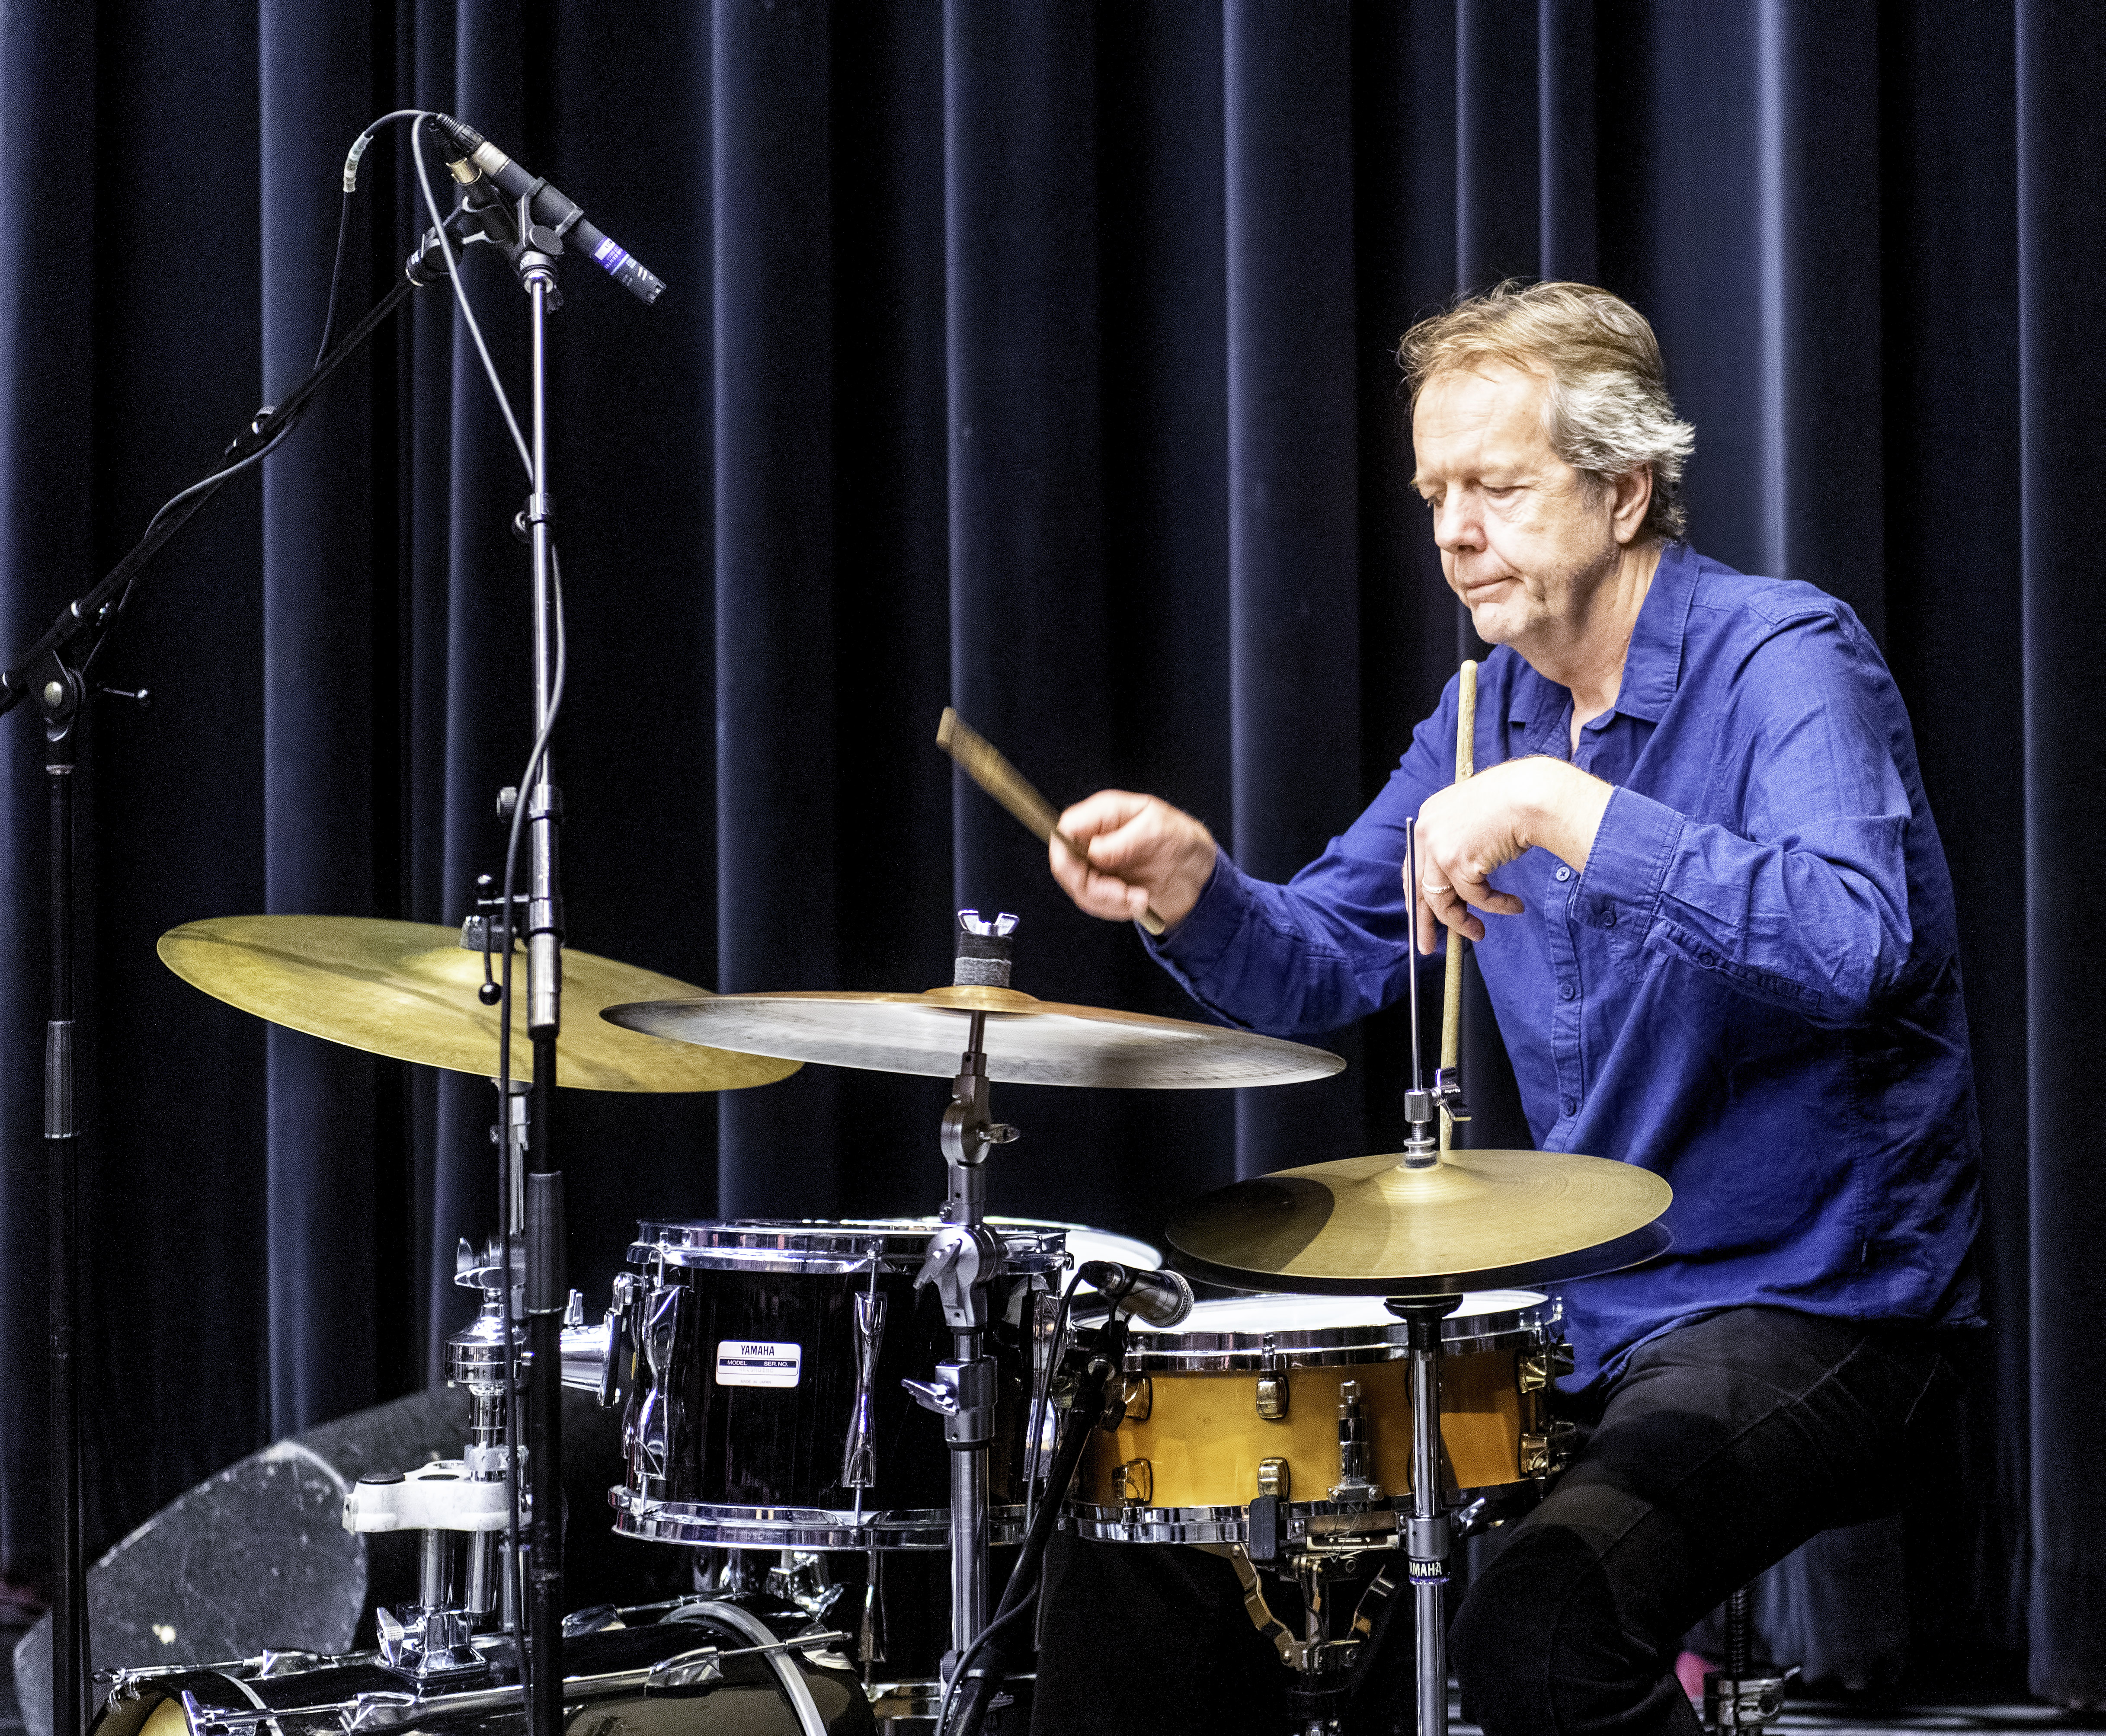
left=1165, top=1146, right=1673, bottom=1296
left=601, top=986, right=1344, bottom=1089
left=158, top=916, right=800, bottom=1093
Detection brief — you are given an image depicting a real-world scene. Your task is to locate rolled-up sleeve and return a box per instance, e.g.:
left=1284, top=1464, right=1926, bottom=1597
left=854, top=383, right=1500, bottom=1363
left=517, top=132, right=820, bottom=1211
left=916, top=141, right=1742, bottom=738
left=1579, top=609, right=1917, bottom=1025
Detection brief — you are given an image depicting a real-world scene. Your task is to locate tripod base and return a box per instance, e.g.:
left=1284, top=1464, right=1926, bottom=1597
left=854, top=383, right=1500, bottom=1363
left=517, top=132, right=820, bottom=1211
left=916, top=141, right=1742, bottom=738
left=1703, top=1669, right=1797, bottom=1731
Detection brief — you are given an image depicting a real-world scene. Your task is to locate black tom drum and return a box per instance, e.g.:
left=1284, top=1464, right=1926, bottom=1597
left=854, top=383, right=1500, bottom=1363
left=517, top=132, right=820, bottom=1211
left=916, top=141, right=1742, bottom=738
left=611, top=1218, right=1157, bottom=1552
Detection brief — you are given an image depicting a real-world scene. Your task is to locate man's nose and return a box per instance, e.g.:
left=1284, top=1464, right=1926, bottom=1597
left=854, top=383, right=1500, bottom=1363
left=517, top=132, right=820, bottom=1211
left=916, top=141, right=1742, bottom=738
left=1433, top=491, right=1483, bottom=552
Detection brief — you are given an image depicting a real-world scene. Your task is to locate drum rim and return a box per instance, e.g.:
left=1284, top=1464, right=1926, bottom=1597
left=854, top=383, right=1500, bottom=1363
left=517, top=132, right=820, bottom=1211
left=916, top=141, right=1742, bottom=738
left=1062, top=1480, right=1528, bottom=1543
left=1118, top=1292, right=1560, bottom=1368
left=610, top=1489, right=1029, bottom=1551
left=627, top=1215, right=1075, bottom=1275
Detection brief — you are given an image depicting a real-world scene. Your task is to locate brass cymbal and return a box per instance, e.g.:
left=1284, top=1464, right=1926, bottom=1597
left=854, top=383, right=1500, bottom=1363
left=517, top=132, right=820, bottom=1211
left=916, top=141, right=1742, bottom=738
left=601, top=986, right=1344, bottom=1089
left=158, top=916, right=800, bottom=1093
left=1165, top=1147, right=1674, bottom=1296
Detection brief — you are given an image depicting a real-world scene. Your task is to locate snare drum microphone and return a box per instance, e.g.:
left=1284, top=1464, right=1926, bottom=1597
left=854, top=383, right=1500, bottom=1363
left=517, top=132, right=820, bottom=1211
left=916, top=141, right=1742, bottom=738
left=1077, top=1261, right=1194, bottom=1329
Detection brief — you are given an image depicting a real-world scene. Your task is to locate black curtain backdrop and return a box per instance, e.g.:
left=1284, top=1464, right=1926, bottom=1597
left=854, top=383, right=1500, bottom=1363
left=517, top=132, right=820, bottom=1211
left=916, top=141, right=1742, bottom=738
left=0, top=0, right=2098, bottom=1705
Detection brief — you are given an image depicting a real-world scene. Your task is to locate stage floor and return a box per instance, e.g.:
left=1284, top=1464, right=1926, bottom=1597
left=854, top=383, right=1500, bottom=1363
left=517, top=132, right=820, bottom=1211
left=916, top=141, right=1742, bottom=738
left=1445, top=1690, right=2104, bottom=1736
left=0, top=1615, right=2090, bottom=1736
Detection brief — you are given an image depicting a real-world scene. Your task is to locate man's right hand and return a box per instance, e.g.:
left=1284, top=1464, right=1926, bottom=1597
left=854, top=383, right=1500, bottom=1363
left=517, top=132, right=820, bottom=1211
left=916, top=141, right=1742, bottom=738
left=1049, top=791, right=1219, bottom=930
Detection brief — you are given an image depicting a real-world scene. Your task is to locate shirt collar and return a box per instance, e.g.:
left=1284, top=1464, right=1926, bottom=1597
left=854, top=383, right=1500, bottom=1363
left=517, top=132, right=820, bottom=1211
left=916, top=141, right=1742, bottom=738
left=1613, top=540, right=1697, bottom=724
left=1503, top=540, right=1697, bottom=742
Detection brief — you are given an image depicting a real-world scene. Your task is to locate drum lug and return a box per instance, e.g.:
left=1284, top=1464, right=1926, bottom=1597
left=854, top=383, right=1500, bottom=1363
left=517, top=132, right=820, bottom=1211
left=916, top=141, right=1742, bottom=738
left=1328, top=1380, right=1383, bottom=1505
left=1256, top=1457, right=1291, bottom=1501
left=631, top=1282, right=684, bottom=1483
left=1517, top=1340, right=1575, bottom=1393
left=1520, top=1419, right=1578, bottom=1479
left=1119, top=1374, right=1152, bottom=1423
left=1255, top=1371, right=1290, bottom=1421
left=1114, top=1458, right=1153, bottom=1506
left=841, top=1290, right=888, bottom=1488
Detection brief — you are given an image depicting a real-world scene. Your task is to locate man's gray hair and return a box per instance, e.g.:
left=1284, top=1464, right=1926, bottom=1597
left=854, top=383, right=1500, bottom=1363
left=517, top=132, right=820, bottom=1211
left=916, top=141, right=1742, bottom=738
left=1399, top=281, right=1696, bottom=542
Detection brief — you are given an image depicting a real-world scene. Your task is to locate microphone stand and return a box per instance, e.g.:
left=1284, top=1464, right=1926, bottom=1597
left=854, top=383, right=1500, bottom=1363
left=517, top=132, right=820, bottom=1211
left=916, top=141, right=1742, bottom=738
left=946, top=1314, right=1129, bottom=1736
left=0, top=225, right=454, bottom=1736
left=497, top=210, right=567, bottom=1736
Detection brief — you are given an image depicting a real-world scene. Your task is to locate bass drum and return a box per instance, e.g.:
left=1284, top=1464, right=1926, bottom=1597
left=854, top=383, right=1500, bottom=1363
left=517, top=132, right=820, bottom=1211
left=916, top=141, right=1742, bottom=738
left=92, top=1603, right=873, bottom=1736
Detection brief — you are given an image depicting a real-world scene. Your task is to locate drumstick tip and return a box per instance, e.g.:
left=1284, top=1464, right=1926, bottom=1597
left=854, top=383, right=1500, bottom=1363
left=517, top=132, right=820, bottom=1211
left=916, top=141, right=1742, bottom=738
left=937, top=706, right=958, bottom=749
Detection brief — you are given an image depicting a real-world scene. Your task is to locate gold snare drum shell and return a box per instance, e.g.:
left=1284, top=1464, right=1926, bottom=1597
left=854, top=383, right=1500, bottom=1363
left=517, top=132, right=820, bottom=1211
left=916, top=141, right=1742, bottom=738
left=1072, top=1290, right=1559, bottom=1525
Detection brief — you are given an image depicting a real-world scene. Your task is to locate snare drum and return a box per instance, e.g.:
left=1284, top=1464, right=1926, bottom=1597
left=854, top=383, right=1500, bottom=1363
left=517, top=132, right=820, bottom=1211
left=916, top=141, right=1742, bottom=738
left=1068, top=1290, right=1566, bottom=1547
left=612, top=1218, right=1159, bottom=1551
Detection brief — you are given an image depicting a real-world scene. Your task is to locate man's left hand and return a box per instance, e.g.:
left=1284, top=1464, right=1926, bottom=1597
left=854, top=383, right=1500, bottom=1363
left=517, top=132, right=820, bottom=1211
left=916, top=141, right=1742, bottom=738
left=1412, top=757, right=1615, bottom=951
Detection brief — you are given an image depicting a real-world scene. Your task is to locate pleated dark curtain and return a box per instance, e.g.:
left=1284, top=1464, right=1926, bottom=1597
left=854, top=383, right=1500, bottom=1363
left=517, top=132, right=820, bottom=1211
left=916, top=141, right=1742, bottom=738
left=0, top=0, right=2099, bottom=1703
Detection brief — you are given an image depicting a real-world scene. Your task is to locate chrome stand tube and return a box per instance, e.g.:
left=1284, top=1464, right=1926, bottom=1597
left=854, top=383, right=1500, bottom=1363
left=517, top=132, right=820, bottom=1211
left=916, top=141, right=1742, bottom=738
left=948, top=1320, right=991, bottom=1653
left=907, top=915, right=1021, bottom=1680
left=1388, top=1296, right=1461, bottom=1736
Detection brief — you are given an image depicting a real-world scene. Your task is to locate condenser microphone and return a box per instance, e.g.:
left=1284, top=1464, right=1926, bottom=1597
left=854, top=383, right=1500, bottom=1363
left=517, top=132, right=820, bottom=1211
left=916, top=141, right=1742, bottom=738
left=428, top=112, right=665, bottom=304
left=1077, top=1261, right=1194, bottom=1330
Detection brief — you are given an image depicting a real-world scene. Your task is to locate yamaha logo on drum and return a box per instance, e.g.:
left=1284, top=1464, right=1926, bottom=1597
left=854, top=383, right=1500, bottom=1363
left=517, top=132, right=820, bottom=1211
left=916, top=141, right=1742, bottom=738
left=714, top=1338, right=803, bottom=1388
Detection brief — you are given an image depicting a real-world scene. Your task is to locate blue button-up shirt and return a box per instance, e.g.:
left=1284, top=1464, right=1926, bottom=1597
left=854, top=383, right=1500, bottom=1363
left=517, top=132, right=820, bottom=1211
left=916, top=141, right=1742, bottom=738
left=1152, top=543, right=1982, bottom=1384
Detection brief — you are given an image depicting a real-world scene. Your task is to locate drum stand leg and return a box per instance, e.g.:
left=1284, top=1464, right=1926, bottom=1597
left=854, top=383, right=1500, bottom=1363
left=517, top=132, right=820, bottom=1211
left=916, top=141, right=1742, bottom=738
left=1388, top=1295, right=1463, bottom=1736
left=905, top=915, right=1024, bottom=1692
left=1703, top=1585, right=1799, bottom=1732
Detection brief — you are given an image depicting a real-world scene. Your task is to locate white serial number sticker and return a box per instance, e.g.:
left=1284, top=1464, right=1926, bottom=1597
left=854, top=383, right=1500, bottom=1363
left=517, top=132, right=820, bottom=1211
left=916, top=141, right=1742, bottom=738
left=715, top=1340, right=802, bottom=1389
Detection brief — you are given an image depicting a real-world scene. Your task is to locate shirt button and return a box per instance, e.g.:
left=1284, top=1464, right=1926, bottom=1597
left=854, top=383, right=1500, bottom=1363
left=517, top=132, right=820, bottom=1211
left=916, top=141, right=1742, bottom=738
left=1561, top=1096, right=1577, bottom=1116
left=1698, top=949, right=1717, bottom=967
left=1598, top=907, right=1618, bottom=929
left=1554, top=866, right=1571, bottom=883
left=1559, top=983, right=1576, bottom=1001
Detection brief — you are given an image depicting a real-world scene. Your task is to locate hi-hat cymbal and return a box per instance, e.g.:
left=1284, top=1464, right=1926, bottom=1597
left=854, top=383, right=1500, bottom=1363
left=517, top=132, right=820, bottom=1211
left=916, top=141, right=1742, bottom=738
left=1165, top=1147, right=1674, bottom=1296
left=158, top=916, right=800, bottom=1093
left=602, top=986, right=1344, bottom=1089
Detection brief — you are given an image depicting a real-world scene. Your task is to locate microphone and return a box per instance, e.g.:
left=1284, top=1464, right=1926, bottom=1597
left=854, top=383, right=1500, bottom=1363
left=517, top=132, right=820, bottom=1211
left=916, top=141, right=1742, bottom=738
left=428, top=113, right=665, bottom=305
left=1077, top=1261, right=1193, bottom=1330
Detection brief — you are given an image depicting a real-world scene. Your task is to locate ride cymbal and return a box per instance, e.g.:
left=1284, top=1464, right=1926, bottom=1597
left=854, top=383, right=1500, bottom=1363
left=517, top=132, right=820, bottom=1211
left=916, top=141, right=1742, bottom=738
left=1165, top=1147, right=1673, bottom=1296
left=601, top=986, right=1344, bottom=1089
left=159, top=915, right=799, bottom=1093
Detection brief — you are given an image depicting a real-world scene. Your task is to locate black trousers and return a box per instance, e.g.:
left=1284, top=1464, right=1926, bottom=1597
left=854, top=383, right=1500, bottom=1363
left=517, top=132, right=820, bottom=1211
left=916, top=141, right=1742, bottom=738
left=1032, top=1307, right=1971, bottom=1736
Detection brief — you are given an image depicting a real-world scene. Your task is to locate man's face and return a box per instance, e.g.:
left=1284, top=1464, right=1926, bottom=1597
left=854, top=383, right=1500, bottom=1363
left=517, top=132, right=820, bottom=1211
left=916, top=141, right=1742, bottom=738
left=1411, top=361, right=1626, bottom=659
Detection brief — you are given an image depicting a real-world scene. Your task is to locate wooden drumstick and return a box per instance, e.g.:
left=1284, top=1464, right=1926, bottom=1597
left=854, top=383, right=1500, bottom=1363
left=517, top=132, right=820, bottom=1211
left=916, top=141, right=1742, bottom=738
left=1440, top=660, right=1477, bottom=1153
left=937, top=708, right=1168, bottom=937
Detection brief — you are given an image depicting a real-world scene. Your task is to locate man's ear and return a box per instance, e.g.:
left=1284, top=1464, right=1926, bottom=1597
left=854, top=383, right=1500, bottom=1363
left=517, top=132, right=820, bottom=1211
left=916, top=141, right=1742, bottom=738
left=1611, top=465, right=1653, bottom=545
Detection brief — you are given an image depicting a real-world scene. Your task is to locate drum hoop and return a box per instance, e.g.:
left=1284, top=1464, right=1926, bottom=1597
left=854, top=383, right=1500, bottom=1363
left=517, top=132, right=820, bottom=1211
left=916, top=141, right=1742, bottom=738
left=1062, top=1480, right=1528, bottom=1544
left=628, top=1217, right=1070, bottom=1276
left=1120, top=1295, right=1560, bottom=1370
left=610, top=1491, right=1030, bottom=1551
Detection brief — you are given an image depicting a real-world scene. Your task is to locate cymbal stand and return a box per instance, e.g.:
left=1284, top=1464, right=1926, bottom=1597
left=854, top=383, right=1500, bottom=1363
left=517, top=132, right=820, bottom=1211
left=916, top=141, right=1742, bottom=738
left=1389, top=820, right=1465, bottom=1736
left=906, top=911, right=1021, bottom=1682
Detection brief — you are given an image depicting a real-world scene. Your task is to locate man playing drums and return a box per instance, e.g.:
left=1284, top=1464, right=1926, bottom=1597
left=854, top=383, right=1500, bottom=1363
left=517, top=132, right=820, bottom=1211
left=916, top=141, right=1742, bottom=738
left=1036, top=282, right=1981, bottom=1736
